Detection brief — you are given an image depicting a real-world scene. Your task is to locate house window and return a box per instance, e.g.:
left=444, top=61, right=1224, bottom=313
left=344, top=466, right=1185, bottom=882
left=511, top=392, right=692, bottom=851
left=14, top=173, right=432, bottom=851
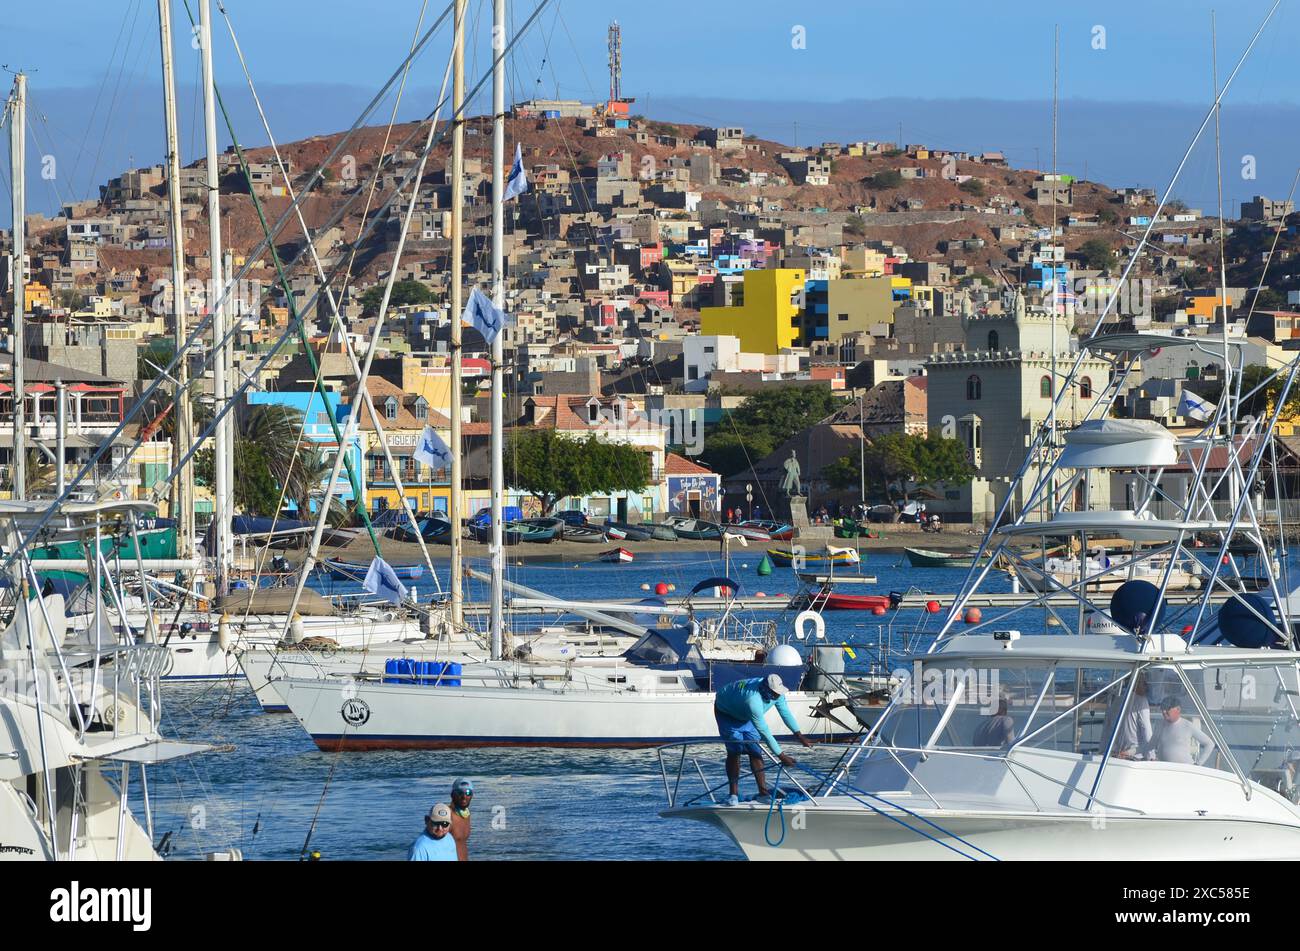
left=966, top=375, right=982, bottom=400
left=1079, top=376, right=1092, bottom=399
left=415, top=400, right=428, bottom=421
left=987, top=330, right=999, bottom=350
left=1040, top=375, right=1053, bottom=398
left=384, top=397, right=398, bottom=421
left=588, top=402, right=600, bottom=423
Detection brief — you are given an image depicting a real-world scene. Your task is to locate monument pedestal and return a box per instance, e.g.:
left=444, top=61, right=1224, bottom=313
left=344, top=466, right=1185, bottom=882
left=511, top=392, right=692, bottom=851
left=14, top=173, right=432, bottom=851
left=788, top=496, right=809, bottom=529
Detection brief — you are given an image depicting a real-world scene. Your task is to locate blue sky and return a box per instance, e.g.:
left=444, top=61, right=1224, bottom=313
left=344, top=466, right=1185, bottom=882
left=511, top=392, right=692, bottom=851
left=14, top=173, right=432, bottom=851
left=4, top=0, right=1300, bottom=219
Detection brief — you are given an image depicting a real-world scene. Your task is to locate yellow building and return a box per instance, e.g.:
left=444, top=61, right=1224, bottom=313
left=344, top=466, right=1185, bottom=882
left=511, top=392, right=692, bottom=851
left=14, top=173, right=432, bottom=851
left=24, top=281, right=52, bottom=312
left=700, top=268, right=806, bottom=354
left=1188, top=293, right=1234, bottom=321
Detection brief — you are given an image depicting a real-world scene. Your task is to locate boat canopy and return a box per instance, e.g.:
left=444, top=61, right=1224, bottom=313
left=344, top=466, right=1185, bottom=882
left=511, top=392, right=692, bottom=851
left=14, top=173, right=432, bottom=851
left=998, top=510, right=1231, bottom=541
left=1059, top=418, right=1178, bottom=469
left=622, top=625, right=706, bottom=676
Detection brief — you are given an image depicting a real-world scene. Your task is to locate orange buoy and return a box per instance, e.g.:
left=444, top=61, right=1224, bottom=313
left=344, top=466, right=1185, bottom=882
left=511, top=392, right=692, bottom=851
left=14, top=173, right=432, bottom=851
left=871, top=605, right=887, bottom=616
left=964, top=607, right=982, bottom=624
left=756, top=592, right=767, bottom=598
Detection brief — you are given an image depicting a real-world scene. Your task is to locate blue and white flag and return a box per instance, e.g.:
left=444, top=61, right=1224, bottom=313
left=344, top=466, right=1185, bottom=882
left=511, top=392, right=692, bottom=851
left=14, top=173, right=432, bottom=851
left=363, top=556, right=409, bottom=604
left=461, top=286, right=508, bottom=344
left=504, top=142, right=528, bottom=201
left=1178, top=389, right=1218, bottom=422
left=413, top=425, right=453, bottom=472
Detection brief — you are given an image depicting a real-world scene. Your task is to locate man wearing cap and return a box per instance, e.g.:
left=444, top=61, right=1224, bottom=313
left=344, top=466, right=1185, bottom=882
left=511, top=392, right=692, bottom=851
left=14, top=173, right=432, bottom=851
left=408, top=803, right=459, bottom=861
left=1153, top=697, right=1216, bottom=766
left=714, top=674, right=813, bottom=806
left=449, top=778, right=473, bottom=861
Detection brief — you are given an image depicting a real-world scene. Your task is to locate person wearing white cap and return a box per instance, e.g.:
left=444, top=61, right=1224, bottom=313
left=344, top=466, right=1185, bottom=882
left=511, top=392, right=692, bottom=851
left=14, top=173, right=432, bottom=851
left=713, top=673, right=813, bottom=806
left=408, top=803, right=459, bottom=861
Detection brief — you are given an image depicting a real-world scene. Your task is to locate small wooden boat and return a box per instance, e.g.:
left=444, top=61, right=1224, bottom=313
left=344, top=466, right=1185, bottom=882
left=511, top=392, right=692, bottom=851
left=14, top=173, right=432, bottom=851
left=563, top=525, right=608, bottom=543
left=667, top=517, right=721, bottom=540
left=507, top=520, right=558, bottom=543
left=739, top=520, right=793, bottom=542
left=605, top=520, right=654, bottom=541
left=722, top=523, right=772, bottom=542
left=642, top=522, right=679, bottom=541
left=818, top=591, right=893, bottom=612
left=389, top=516, right=454, bottom=544
left=599, top=547, right=635, bottom=564
left=904, top=547, right=989, bottom=569
left=767, top=547, right=860, bottom=568
left=469, top=523, right=522, bottom=546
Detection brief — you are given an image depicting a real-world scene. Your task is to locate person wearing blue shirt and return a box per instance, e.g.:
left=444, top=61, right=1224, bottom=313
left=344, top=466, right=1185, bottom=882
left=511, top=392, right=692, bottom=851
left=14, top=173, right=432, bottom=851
left=714, top=674, right=813, bottom=805
left=408, top=803, right=459, bottom=861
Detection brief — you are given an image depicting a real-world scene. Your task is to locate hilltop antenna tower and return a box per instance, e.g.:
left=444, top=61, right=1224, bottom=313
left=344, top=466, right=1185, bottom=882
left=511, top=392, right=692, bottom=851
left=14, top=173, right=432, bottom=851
left=608, top=20, right=621, bottom=102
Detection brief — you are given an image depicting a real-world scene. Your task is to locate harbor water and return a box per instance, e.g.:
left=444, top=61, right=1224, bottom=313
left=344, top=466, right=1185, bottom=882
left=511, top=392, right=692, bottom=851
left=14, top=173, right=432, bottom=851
left=139, top=546, right=1296, bottom=860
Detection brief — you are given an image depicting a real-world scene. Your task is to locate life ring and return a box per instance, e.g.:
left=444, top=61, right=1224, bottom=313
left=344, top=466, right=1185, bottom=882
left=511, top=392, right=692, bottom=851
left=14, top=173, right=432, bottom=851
left=794, top=610, right=826, bottom=641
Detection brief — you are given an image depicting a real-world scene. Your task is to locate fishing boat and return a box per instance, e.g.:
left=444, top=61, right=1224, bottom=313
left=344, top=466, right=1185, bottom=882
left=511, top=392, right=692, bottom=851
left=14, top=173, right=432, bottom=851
left=469, top=522, right=522, bottom=545
left=666, top=517, right=722, bottom=540
left=1015, top=548, right=1204, bottom=593
left=766, top=546, right=861, bottom=568
left=506, top=520, right=558, bottom=544
left=605, top=520, right=654, bottom=541
left=739, top=519, right=793, bottom=542
left=389, top=515, right=454, bottom=544
left=642, top=522, right=680, bottom=541
left=0, top=500, right=229, bottom=860
left=659, top=308, right=1300, bottom=858
left=599, top=547, right=635, bottom=564
left=904, top=547, right=990, bottom=569
left=722, top=523, right=772, bottom=543
left=563, top=525, right=608, bottom=543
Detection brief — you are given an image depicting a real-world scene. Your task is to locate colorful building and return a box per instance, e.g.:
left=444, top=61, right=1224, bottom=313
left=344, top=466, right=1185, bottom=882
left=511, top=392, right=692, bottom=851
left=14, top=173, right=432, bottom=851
left=699, top=268, right=806, bottom=354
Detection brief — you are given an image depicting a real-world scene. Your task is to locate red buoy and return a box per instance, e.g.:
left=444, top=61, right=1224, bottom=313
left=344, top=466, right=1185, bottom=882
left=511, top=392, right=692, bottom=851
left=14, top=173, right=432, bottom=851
left=871, top=605, right=887, bottom=616
left=654, top=582, right=669, bottom=596
left=964, top=607, right=982, bottom=624
left=926, top=600, right=941, bottom=614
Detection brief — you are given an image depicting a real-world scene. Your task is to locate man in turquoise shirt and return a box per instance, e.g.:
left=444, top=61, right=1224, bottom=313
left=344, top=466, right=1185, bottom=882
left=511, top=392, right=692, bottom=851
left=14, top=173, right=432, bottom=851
left=408, top=803, right=459, bottom=861
left=714, top=674, right=813, bottom=805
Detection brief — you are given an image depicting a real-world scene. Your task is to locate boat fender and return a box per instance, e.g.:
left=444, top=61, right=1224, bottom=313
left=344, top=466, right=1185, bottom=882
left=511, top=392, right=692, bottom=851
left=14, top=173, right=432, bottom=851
left=289, top=615, right=306, bottom=644
left=794, top=610, right=825, bottom=641
left=217, top=614, right=233, bottom=653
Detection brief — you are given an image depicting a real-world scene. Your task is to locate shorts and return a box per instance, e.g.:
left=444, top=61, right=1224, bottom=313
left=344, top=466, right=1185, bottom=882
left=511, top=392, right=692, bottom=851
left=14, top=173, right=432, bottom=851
left=715, top=707, right=763, bottom=756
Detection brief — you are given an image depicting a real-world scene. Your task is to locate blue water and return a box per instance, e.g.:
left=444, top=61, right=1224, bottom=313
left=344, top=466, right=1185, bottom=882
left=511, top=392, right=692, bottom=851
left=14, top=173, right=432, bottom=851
left=135, top=545, right=1299, bottom=861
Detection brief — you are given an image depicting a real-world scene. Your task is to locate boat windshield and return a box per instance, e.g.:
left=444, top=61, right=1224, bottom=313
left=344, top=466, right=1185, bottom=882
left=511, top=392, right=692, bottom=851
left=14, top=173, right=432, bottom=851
left=872, top=659, right=1135, bottom=757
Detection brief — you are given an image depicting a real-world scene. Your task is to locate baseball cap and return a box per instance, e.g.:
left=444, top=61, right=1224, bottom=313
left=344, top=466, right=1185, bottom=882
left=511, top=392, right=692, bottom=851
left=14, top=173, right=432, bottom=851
left=427, top=803, right=452, bottom=823
left=765, top=673, right=789, bottom=696
left=451, top=778, right=474, bottom=796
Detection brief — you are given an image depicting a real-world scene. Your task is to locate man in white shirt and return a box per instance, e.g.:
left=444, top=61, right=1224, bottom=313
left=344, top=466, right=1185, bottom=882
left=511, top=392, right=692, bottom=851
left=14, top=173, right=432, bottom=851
left=1112, top=677, right=1153, bottom=759
left=1153, top=697, right=1216, bottom=767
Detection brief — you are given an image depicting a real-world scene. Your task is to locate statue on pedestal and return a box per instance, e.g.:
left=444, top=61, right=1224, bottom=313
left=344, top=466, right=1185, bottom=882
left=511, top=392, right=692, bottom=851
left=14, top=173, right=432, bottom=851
left=780, top=450, right=802, bottom=498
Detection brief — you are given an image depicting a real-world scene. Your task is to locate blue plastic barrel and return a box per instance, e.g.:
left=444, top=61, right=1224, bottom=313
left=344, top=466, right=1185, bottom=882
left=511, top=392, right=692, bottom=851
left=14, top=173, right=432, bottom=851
left=384, top=658, right=417, bottom=684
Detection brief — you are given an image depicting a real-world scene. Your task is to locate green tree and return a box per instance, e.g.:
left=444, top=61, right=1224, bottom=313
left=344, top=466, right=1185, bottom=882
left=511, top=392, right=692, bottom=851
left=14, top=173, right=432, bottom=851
left=864, top=432, right=974, bottom=499
left=359, top=278, right=436, bottom=317
left=845, top=214, right=867, bottom=236
left=865, top=169, right=902, bottom=190
left=508, top=430, right=651, bottom=514
left=1079, top=238, right=1114, bottom=271
left=959, top=178, right=985, bottom=197
left=699, top=386, right=846, bottom=478
left=822, top=455, right=861, bottom=491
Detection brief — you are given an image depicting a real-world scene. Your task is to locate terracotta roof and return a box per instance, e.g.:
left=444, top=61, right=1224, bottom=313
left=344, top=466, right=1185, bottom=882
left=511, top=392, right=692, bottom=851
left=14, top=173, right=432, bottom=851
left=346, top=376, right=450, bottom=431
left=665, top=452, right=714, bottom=476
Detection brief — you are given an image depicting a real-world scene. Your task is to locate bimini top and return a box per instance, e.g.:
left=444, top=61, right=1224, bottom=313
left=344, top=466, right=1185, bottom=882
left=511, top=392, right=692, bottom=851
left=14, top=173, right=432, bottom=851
left=924, top=632, right=1300, bottom=666
left=0, top=499, right=158, bottom=520
left=997, top=509, right=1231, bottom=541
left=1059, top=418, right=1178, bottom=469
left=1086, top=332, right=1248, bottom=355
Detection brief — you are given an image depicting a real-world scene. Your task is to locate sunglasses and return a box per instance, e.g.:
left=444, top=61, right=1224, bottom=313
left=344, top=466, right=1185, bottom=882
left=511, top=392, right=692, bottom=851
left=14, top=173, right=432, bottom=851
left=430, top=821, right=450, bottom=829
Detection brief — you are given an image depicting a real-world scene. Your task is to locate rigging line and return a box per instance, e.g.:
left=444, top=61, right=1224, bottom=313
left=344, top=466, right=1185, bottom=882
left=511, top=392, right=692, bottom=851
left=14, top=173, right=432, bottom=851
left=215, top=0, right=447, bottom=590
left=328, top=0, right=431, bottom=324
left=82, top=0, right=146, bottom=203
left=65, top=0, right=136, bottom=193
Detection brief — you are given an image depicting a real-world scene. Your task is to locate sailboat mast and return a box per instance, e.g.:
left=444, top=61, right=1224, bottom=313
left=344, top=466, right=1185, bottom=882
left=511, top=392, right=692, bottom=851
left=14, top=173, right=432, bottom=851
left=158, top=0, right=194, bottom=557
left=449, top=0, right=466, bottom=626
left=489, top=0, right=506, bottom=660
left=200, top=0, right=230, bottom=592
left=7, top=73, right=25, bottom=501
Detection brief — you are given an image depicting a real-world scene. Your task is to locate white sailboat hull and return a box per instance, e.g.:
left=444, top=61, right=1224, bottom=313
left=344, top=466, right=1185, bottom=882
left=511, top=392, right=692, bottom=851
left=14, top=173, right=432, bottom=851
left=275, top=674, right=852, bottom=750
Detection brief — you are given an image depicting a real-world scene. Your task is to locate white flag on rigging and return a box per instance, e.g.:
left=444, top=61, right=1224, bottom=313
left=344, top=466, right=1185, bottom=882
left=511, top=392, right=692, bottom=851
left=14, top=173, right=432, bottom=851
left=1178, top=388, right=1217, bottom=422
left=413, top=425, right=453, bottom=472
left=504, top=142, right=528, bottom=201
left=362, top=556, right=409, bottom=605
left=461, top=286, right=509, bottom=344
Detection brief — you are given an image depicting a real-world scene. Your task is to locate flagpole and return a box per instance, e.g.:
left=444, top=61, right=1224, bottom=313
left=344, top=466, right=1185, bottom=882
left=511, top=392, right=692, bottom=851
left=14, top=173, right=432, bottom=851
left=489, top=0, right=506, bottom=661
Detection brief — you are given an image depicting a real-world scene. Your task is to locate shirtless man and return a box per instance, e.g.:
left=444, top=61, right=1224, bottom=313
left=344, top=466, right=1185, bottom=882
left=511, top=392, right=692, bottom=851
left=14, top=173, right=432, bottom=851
left=449, top=778, right=473, bottom=861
